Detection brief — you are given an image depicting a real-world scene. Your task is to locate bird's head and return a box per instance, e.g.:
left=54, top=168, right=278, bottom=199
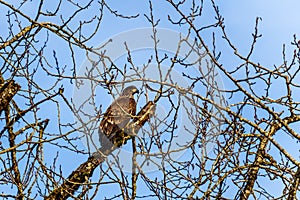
left=121, top=85, right=139, bottom=97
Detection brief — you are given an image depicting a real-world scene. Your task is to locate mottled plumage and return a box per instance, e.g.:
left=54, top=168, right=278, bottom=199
left=99, top=86, right=139, bottom=147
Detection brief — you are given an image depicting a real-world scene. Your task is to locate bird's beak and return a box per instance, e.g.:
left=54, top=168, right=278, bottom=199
left=133, top=88, right=139, bottom=95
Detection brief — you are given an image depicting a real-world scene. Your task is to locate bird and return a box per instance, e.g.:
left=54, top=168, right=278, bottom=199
left=99, top=85, right=139, bottom=148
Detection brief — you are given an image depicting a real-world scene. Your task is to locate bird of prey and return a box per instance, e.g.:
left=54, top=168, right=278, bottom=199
left=99, top=85, right=139, bottom=148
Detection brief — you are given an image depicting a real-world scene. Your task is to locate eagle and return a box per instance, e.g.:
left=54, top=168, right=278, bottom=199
left=99, top=85, right=139, bottom=148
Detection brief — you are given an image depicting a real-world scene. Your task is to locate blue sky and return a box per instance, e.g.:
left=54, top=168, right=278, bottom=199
left=91, top=0, right=300, bottom=74
left=218, top=0, right=300, bottom=64
left=83, top=1, right=300, bottom=199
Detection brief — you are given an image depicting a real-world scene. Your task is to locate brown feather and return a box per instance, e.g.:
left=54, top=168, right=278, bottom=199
left=99, top=89, right=137, bottom=147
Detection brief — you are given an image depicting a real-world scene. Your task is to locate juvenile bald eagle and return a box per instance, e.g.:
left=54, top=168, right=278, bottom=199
left=99, top=86, right=139, bottom=148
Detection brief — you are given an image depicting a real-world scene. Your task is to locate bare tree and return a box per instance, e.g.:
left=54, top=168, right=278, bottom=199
left=0, top=0, right=299, bottom=199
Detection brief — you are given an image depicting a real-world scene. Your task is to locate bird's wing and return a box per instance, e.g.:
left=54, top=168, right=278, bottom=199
left=100, top=96, right=136, bottom=137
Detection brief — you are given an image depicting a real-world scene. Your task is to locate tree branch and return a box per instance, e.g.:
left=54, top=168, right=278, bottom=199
left=44, top=101, right=156, bottom=200
left=0, top=80, right=20, bottom=114
left=287, top=167, right=300, bottom=200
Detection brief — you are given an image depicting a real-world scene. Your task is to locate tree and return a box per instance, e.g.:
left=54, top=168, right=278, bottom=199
left=0, top=0, right=299, bottom=199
